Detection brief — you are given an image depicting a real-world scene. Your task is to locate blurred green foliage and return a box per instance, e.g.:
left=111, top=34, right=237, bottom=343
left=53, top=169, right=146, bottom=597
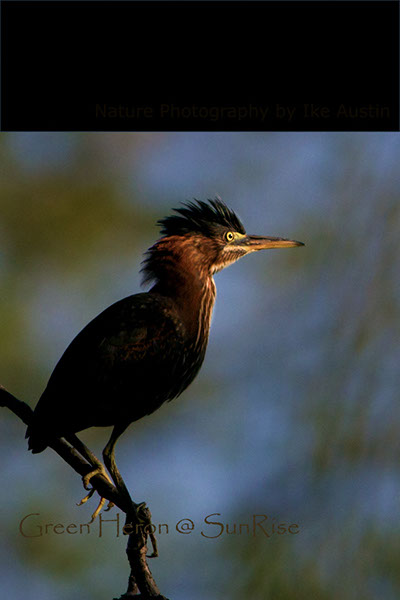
left=1, top=133, right=400, bottom=600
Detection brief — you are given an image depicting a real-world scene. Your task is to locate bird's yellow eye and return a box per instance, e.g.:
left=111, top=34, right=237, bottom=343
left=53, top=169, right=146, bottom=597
left=225, top=231, right=234, bottom=242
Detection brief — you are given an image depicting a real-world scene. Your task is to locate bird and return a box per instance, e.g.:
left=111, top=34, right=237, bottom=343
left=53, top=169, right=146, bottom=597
left=26, top=198, right=304, bottom=521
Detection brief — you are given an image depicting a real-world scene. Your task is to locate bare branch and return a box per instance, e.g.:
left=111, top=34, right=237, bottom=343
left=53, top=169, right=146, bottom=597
left=1, top=384, right=169, bottom=599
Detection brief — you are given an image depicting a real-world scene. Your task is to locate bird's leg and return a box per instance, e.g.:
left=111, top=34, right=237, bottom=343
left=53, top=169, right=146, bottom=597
left=102, top=424, right=131, bottom=501
left=103, top=425, right=147, bottom=524
left=65, top=433, right=115, bottom=520
left=66, top=433, right=112, bottom=489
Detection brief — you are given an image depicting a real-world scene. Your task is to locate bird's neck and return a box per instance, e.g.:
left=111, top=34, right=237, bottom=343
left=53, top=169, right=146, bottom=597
left=146, top=239, right=217, bottom=343
left=152, top=272, right=216, bottom=344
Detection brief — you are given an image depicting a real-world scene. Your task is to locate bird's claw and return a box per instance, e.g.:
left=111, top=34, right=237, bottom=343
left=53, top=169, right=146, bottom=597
left=82, top=464, right=114, bottom=491
left=77, top=464, right=115, bottom=521
left=80, top=496, right=114, bottom=524
left=77, top=486, right=114, bottom=522
left=77, top=487, right=96, bottom=505
left=87, top=496, right=107, bottom=524
left=82, top=471, right=96, bottom=490
left=77, top=487, right=106, bottom=522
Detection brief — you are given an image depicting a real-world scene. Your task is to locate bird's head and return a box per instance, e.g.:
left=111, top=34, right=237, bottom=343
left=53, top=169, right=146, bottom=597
left=141, top=199, right=304, bottom=286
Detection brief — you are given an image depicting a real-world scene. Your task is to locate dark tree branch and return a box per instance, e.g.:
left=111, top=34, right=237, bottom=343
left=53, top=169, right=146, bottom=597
left=1, top=384, right=169, bottom=599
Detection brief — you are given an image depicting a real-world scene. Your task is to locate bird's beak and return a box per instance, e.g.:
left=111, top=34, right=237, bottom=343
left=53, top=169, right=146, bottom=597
left=241, top=235, right=305, bottom=251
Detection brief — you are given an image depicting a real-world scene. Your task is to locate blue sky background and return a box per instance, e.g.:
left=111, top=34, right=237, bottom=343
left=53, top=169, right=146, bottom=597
left=1, top=133, right=400, bottom=600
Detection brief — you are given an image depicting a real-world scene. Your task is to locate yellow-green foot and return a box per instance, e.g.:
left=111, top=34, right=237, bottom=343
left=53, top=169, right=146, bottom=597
left=82, top=464, right=112, bottom=490
left=77, top=484, right=115, bottom=523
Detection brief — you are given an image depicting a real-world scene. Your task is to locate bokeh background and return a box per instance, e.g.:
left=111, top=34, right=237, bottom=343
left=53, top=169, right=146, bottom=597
left=1, top=133, right=399, bottom=600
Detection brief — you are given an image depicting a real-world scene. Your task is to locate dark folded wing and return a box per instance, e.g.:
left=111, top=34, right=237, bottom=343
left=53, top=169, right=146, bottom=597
left=27, top=293, right=185, bottom=445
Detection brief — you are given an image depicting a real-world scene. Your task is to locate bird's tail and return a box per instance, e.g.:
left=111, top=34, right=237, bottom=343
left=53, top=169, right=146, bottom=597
left=25, top=423, right=48, bottom=453
left=1, top=384, right=48, bottom=453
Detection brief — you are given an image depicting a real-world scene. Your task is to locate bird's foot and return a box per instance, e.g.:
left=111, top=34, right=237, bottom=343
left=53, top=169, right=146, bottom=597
left=77, top=465, right=115, bottom=523
left=82, top=464, right=112, bottom=490
left=77, top=486, right=96, bottom=505
left=77, top=487, right=115, bottom=523
left=89, top=497, right=115, bottom=524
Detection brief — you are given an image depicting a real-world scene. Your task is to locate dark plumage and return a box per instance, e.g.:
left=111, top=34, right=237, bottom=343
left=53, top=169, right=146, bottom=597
left=157, top=198, right=246, bottom=237
left=26, top=292, right=192, bottom=452
left=26, top=198, right=303, bottom=518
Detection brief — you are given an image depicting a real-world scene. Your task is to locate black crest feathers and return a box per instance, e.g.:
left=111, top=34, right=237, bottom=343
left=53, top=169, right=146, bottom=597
left=157, top=198, right=246, bottom=238
left=141, top=199, right=245, bottom=286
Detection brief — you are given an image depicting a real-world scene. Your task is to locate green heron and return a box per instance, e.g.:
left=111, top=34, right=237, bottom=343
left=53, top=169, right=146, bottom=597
left=26, top=199, right=304, bottom=520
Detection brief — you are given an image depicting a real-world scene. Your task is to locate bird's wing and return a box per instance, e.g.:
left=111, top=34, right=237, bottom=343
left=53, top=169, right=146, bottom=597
left=31, top=293, right=184, bottom=435
left=47, top=293, right=181, bottom=388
